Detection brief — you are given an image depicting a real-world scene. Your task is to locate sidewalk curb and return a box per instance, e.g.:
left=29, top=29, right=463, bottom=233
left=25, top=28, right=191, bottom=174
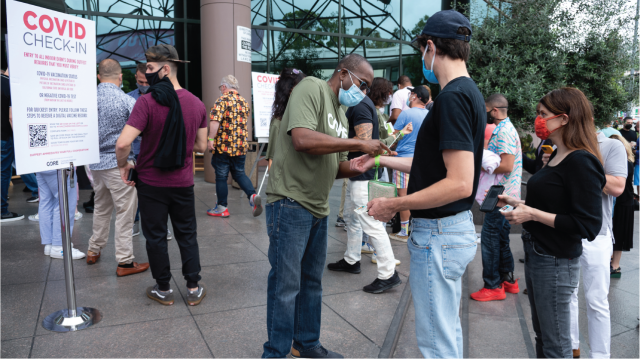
left=378, top=279, right=412, bottom=358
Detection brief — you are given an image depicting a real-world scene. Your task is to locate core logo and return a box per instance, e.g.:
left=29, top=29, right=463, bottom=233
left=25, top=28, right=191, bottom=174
left=327, top=113, right=348, bottom=139
left=46, top=161, right=58, bottom=166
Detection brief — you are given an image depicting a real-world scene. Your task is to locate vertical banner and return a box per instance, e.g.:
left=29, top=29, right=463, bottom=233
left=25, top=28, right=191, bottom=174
left=237, top=26, right=252, bottom=63
left=6, top=0, right=98, bottom=175
left=251, top=72, right=279, bottom=140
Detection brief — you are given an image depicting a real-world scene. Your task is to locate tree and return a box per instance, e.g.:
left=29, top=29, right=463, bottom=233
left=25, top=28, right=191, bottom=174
left=274, top=48, right=323, bottom=79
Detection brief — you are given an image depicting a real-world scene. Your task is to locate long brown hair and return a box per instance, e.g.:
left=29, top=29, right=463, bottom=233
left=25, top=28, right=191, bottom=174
left=538, top=87, right=603, bottom=163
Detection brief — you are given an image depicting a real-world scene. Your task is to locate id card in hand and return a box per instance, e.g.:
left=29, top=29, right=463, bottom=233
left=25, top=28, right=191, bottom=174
left=354, top=205, right=368, bottom=214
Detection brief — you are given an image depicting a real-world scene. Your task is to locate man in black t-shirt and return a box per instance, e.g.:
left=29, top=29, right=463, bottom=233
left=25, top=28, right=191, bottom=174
left=327, top=95, right=401, bottom=294
left=350, top=10, right=484, bottom=358
left=620, top=116, right=638, bottom=144
left=1, top=68, right=24, bottom=222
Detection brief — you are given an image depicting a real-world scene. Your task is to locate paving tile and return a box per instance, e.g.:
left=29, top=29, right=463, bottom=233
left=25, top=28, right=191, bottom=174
left=468, top=313, right=530, bottom=358
left=225, top=214, right=268, bottom=234
left=1, top=247, right=52, bottom=285
left=35, top=275, right=190, bottom=336
left=172, top=261, right=270, bottom=315
left=610, top=328, right=640, bottom=359
left=323, top=280, right=406, bottom=346
left=240, top=232, right=270, bottom=256
left=393, top=300, right=422, bottom=358
left=167, top=234, right=266, bottom=269
left=608, top=287, right=640, bottom=329
left=31, top=316, right=212, bottom=358
left=610, top=268, right=639, bottom=296
left=1, top=282, right=46, bottom=340
left=322, top=252, right=399, bottom=296
left=1, top=337, right=33, bottom=358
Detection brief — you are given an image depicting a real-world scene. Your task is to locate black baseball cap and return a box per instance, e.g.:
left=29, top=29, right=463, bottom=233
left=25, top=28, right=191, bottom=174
left=410, top=86, right=430, bottom=104
left=413, top=10, right=472, bottom=43
left=145, top=44, right=190, bottom=63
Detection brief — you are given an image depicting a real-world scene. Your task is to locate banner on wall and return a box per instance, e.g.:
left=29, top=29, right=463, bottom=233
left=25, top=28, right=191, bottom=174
left=251, top=72, right=279, bottom=140
left=6, top=0, right=99, bottom=175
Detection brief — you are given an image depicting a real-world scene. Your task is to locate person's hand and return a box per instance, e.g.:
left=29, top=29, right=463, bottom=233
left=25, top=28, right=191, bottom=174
left=401, top=122, right=413, bottom=135
left=360, top=140, right=391, bottom=157
left=350, top=154, right=375, bottom=173
left=495, top=194, right=524, bottom=208
left=542, top=153, right=551, bottom=167
left=367, top=197, right=397, bottom=223
left=207, top=139, right=215, bottom=152
left=119, top=162, right=136, bottom=187
left=501, top=203, right=535, bottom=224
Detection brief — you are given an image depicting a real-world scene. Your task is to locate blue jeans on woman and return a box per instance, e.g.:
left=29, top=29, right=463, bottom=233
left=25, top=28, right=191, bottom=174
left=523, top=231, right=580, bottom=358
left=262, top=199, right=328, bottom=358
left=481, top=207, right=514, bottom=289
left=408, top=211, right=477, bottom=358
left=211, top=153, right=256, bottom=207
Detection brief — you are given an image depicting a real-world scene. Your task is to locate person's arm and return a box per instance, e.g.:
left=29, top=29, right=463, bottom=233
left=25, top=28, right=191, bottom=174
left=290, top=128, right=388, bottom=156
left=193, top=127, right=208, bottom=153
left=354, top=123, right=373, bottom=141
left=115, top=124, right=142, bottom=185
left=207, top=121, right=220, bottom=152
left=350, top=153, right=412, bottom=173
left=494, top=153, right=515, bottom=174
left=207, top=99, right=224, bottom=152
left=8, top=107, right=12, bottom=128
left=366, top=149, right=475, bottom=222
left=336, top=161, right=367, bottom=179
left=492, top=130, right=517, bottom=174
left=604, top=175, right=626, bottom=197
left=389, top=108, right=401, bottom=125
left=602, top=140, right=629, bottom=197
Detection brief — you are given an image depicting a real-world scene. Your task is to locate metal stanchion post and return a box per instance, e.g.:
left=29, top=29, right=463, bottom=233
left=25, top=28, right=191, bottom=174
left=42, top=163, right=102, bottom=332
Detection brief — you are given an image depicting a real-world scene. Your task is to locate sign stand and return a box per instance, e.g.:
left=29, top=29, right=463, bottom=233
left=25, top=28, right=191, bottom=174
left=242, top=139, right=267, bottom=198
left=42, top=164, right=101, bottom=332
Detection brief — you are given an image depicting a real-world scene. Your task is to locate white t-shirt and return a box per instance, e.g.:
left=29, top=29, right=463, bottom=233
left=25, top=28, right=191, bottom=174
left=390, top=87, right=412, bottom=112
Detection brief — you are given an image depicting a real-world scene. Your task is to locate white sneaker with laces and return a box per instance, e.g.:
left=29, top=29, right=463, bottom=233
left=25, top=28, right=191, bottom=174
left=50, top=246, right=86, bottom=259
left=44, top=244, right=51, bottom=255
left=29, top=213, right=39, bottom=222
left=74, top=212, right=83, bottom=220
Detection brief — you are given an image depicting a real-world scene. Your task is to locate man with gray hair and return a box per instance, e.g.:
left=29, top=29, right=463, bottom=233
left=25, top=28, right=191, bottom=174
left=206, top=74, right=262, bottom=217
left=86, top=59, right=149, bottom=276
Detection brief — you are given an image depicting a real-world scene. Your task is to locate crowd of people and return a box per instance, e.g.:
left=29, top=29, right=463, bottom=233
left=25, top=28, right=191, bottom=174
left=1, top=8, right=638, bottom=359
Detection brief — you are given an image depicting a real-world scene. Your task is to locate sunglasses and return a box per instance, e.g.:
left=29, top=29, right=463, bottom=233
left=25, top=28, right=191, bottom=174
left=341, top=69, right=370, bottom=94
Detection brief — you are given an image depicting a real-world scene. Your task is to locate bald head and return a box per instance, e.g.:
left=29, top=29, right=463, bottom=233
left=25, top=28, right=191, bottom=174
left=485, top=93, right=508, bottom=116
left=98, top=59, right=121, bottom=80
left=332, top=54, right=374, bottom=90
left=397, top=75, right=412, bottom=88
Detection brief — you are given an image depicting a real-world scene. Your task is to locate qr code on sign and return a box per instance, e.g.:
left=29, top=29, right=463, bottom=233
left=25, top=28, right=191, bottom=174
left=29, top=124, right=48, bottom=148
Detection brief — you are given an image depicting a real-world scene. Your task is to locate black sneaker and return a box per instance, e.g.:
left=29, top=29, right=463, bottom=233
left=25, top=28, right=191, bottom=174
left=290, top=346, right=344, bottom=358
left=1, top=212, right=24, bottom=222
left=26, top=196, right=39, bottom=203
left=335, top=216, right=346, bottom=227
left=327, top=259, right=361, bottom=274
left=363, top=271, right=402, bottom=294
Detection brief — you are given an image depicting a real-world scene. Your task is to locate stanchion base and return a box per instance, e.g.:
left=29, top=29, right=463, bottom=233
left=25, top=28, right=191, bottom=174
left=42, top=307, right=102, bottom=332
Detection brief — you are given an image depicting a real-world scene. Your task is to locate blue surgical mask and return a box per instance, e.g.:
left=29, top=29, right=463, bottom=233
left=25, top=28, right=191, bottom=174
left=422, top=45, right=439, bottom=84
left=338, top=70, right=366, bottom=107
left=406, top=96, right=411, bottom=107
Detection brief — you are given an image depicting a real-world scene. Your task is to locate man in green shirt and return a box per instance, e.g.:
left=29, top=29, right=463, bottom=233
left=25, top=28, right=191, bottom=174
left=263, top=54, right=388, bottom=358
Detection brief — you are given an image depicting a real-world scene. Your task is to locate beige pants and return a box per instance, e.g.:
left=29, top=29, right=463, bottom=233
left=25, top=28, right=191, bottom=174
left=87, top=167, right=137, bottom=264
left=338, top=178, right=348, bottom=218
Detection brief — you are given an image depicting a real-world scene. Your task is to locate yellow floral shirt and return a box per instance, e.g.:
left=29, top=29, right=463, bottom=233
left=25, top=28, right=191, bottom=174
left=210, top=92, right=250, bottom=156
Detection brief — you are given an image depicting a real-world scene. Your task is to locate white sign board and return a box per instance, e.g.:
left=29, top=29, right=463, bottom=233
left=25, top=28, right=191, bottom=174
left=251, top=72, right=279, bottom=139
left=6, top=0, right=98, bottom=175
left=237, top=26, right=252, bottom=63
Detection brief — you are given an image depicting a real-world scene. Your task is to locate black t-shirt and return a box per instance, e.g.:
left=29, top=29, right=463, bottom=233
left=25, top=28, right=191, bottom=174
left=620, top=129, right=638, bottom=144
left=523, top=150, right=605, bottom=258
left=615, top=161, right=635, bottom=206
left=407, top=77, right=486, bottom=219
left=346, top=96, right=380, bottom=181
left=1, top=74, right=12, bottom=141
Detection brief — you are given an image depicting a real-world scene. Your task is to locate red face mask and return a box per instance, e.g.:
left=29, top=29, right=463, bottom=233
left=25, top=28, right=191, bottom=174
left=534, top=114, right=565, bottom=140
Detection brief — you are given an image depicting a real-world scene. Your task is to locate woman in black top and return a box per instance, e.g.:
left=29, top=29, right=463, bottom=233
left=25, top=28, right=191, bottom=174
left=610, top=134, right=636, bottom=277
left=497, top=88, right=606, bottom=358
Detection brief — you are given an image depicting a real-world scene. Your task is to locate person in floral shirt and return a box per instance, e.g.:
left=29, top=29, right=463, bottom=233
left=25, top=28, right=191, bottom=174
left=207, top=75, right=262, bottom=218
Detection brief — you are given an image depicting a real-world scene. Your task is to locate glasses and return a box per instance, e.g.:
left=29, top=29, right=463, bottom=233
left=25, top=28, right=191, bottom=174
left=218, top=85, right=225, bottom=91
left=341, top=69, right=370, bottom=94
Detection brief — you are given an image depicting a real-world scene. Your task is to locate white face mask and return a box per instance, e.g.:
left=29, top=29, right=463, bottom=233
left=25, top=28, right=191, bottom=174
left=383, top=95, right=392, bottom=106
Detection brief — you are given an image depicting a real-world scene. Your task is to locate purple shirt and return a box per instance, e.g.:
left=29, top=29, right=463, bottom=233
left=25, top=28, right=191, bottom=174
left=127, top=89, right=207, bottom=187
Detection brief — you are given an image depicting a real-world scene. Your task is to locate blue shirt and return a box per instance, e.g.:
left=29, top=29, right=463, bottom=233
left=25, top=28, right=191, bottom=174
left=127, top=89, right=143, bottom=155
left=393, top=107, right=428, bottom=157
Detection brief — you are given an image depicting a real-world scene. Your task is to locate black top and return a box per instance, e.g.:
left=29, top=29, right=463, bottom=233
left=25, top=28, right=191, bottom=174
left=620, top=129, right=638, bottom=144
left=523, top=150, right=605, bottom=258
left=346, top=96, right=380, bottom=181
left=523, top=139, right=552, bottom=175
left=407, top=77, right=485, bottom=219
left=1, top=74, right=12, bottom=141
left=615, top=161, right=635, bottom=206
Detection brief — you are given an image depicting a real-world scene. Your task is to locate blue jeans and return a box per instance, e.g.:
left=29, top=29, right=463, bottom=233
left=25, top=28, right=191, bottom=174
left=21, top=173, right=38, bottom=197
left=409, top=211, right=477, bottom=358
left=481, top=207, right=514, bottom=289
left=36, top=170, right=77, bottom=246
left=211, top=153, right=256, bottom=207
left=263, top=199, right=328, bottom=358
left=1, top=138, right=15, bottom=214
left=523, top=231, right=580, bottom=358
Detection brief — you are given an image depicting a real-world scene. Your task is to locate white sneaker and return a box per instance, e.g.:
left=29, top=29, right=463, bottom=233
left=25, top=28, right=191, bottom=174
left=74, top=212, right=83, bottom=220
left=132, top=221, right=140, bottom=236
left=44, top=244, right=51, bottom=255
left=371, top=252, right=401, bottom=266
left=29, top=213, right=39, bottom=222
left=167, top=229, right=173, bottom=241
left=361, top=242, right=375, bottom=254
left=50, top=246, right=86, bottom=259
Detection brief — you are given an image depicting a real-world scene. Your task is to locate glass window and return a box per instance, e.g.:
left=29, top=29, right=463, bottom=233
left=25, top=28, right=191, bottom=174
left=251, top=0, right=267, bottom=26
left=342, top=0, right=401, bottom=40
left=402, top=3, right=441, bottom=41
left=270, top=0, right=339, bottom=33
left=92, top=0, right=176, bottom=18
left=270, top=30, right=338, bottom=80
left=252, top=29, right=268, bottom=73
left=342, top=38, right=399, bottom=80
left=186, top=23, right=202, bottom=99
left=65, top=0, right=89, bottom=11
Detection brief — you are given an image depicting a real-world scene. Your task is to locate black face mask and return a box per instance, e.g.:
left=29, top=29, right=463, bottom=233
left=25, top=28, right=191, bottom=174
left=624, top=124, right=633, bottom=130
left=486, top=111, right=495, bottom=124
left=145, top=67, right=164, bottom=87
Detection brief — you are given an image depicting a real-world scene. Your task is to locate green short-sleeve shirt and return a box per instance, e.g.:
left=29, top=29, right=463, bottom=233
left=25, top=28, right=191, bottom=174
left=266, top=77, right=349, bottom=218
left=265, top=118, right=280, bottom=160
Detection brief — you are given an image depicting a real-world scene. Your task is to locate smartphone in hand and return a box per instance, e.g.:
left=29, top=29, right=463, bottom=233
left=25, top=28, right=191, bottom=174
left=480, top=185, right=505, bottom=213
left=541, top=145, right=554, bottom=154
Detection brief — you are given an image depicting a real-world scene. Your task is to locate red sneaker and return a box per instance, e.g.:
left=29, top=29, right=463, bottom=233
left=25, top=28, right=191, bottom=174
left=470, top=286, right=506, bottom=302
left=207, top=206, right=230, bottom=217
left=502, top=278, right=519, bottom=294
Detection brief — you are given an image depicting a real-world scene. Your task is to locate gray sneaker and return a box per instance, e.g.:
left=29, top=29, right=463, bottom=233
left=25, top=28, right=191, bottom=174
left=146, top=285, right=174, bottom=306
left=186, top=283, right=206, bottom=306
